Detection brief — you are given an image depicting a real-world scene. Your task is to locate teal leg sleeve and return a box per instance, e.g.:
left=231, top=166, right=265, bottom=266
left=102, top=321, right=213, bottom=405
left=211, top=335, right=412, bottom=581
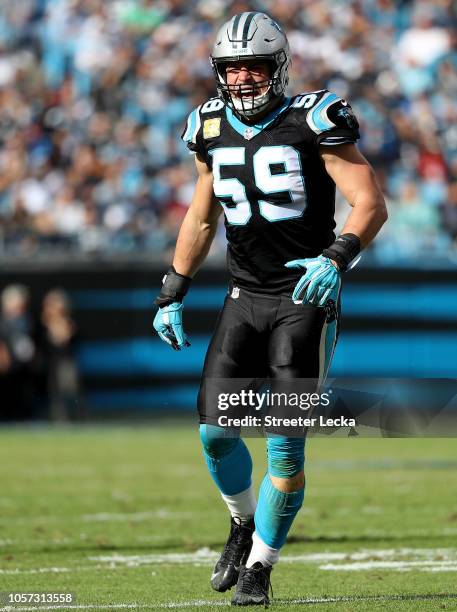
left=254, top=473, right=304, bottom=549
left=254, top=436, right=305, bottom=549
left=199, top=424, right=252, bottom=496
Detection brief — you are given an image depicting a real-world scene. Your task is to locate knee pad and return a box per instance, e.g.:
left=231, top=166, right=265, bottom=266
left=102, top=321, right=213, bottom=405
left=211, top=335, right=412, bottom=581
left=267, top=435, right=305, bottom=479
left=199, top=424, right=239, bottom=460
left=199, top=424, right=252, bottom=496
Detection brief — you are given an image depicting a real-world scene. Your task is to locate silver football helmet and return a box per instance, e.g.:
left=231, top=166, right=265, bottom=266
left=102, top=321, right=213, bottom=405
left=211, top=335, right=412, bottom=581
left=210, top=12, right=291, bottom=119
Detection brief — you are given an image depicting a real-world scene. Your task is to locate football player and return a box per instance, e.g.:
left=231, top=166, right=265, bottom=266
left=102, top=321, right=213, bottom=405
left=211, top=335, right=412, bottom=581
left=154, top=12, right=387, bottom=607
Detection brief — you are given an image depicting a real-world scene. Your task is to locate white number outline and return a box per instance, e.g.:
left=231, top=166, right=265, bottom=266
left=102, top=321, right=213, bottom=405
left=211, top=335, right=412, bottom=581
left=291, top=93, right=318, bottom=109
left=201, top=99, right=224, bottom=113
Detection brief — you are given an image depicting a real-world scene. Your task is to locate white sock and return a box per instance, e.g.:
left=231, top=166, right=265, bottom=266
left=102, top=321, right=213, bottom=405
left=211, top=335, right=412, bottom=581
left=221, top=484, right=256, bottom=522
left=246, top=531, right=280, bottom=568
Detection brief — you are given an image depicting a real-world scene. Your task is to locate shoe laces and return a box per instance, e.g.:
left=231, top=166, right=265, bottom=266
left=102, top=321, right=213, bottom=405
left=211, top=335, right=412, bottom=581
left=240, top=563, right=273, bottom=604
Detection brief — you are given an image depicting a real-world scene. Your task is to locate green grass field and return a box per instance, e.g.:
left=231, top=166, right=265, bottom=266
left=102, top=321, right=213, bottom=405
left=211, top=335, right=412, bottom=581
left=0, top=425, right=456, bottom=611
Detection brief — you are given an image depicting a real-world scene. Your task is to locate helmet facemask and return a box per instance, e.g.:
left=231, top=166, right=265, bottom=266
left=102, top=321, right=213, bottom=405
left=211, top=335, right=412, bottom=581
left=211, top=50, right=289, bottom=120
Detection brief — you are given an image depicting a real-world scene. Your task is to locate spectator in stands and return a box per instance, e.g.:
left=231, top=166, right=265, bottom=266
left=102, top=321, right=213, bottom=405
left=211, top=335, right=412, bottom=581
left=40, top=289, right=82, bottom=421
left=0, top=333, right=14, bottom=421
left=0, top=284, right=36, bottom=419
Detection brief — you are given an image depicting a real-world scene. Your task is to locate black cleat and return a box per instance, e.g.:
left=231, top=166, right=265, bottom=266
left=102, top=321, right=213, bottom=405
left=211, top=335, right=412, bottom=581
left=211, top=517, right=255, bottom=592
left=231, top=562, right=272, bottom=607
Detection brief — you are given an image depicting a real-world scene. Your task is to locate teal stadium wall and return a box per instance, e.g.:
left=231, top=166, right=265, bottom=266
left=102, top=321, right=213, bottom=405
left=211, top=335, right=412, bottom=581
left=1, top=263, right=456, bottom=416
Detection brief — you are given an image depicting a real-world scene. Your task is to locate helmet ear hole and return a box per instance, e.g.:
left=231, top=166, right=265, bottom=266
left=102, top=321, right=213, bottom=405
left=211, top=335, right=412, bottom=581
left=265, top=60, right=275, bottom=80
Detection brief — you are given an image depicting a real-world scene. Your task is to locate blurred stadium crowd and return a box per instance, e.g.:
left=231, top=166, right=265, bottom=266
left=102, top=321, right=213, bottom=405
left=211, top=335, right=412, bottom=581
left=1, top=0, right=457, bottom=264
left=0, top=283, right=80, bottom=420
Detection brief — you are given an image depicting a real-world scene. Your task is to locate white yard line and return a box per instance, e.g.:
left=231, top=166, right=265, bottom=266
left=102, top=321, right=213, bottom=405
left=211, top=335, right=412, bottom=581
left=81, top=510, right=193, bottom=522
left=0, top=565, right=116, bottom=575
left=2, top=594, right=457, bottom=611
left=89, top=547, right=457, bottom=567
left=89, top=548, right=219, bottom=566
left=2, top=548, right=457, bottom=576
left=320, top=560, right=457, bottom=571
left=0, top=510, right=193, bottom=525
left=0, top=605, right=141, bottom=612
left=0, top=568, right=72, bottom=575
left=154, top=603, right=227, bottom=609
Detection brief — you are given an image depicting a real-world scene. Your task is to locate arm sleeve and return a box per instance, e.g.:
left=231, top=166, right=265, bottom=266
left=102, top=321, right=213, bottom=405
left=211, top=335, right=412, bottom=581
left=306, top=92, right=360, bottom=146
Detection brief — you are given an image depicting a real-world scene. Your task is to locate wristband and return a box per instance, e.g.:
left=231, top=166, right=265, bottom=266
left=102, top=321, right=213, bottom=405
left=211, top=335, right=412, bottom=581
left=322, top=233, right=361, bottom=272
left=155, top=266, right=192, bottom=307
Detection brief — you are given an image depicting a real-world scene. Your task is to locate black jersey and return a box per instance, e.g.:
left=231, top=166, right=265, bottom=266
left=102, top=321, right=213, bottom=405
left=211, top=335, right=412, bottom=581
left=181, top=90, right=360, bottom=294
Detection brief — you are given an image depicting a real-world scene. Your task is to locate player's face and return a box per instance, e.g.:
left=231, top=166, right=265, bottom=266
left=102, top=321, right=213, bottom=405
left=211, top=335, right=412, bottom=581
left=225, top=61, right=271, bottom=99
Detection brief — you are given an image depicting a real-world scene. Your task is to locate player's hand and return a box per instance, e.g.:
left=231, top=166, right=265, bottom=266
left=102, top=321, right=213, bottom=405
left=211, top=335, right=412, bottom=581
left=153, top=302, right=190, bottom=351
left=285, top=256, right=341, bottom=307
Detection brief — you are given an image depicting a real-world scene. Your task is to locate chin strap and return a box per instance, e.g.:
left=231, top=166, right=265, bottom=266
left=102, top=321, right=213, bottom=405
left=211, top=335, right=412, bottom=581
left=231, top=93, right=285, bottom=123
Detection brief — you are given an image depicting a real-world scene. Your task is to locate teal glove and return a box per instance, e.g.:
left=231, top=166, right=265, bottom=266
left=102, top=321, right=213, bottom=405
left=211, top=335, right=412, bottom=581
left=285, top=256, right=341, bottom=307
left=153, top=302, right=190, bottom=350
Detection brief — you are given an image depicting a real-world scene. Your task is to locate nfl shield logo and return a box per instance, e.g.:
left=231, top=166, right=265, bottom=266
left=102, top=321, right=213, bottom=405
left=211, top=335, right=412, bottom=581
left=244, top=127, right=254, bottom=140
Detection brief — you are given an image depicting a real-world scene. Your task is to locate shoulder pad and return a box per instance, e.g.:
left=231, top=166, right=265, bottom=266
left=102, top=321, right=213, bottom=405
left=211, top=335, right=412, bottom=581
left=291, top=90, right=358, bottom=136
left=181, top=104, right=203, bottom=147
left=181, top=98, right=226, bottom=149
left=290, top=90, right=327, bottom=110
left=307, top=91, right=347, bottom=135
left=199, top=97, right=225, bottom=116
left=326, top=99, right=359, bottom=132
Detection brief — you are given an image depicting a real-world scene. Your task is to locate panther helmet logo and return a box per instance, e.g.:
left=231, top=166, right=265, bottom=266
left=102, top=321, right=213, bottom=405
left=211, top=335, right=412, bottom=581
left=337, top=106, right=358, bottom=130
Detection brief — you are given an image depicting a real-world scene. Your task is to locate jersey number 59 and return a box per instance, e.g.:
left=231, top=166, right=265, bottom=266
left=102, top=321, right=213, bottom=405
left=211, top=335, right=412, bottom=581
left=210, top=146, right=307, bottom=225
